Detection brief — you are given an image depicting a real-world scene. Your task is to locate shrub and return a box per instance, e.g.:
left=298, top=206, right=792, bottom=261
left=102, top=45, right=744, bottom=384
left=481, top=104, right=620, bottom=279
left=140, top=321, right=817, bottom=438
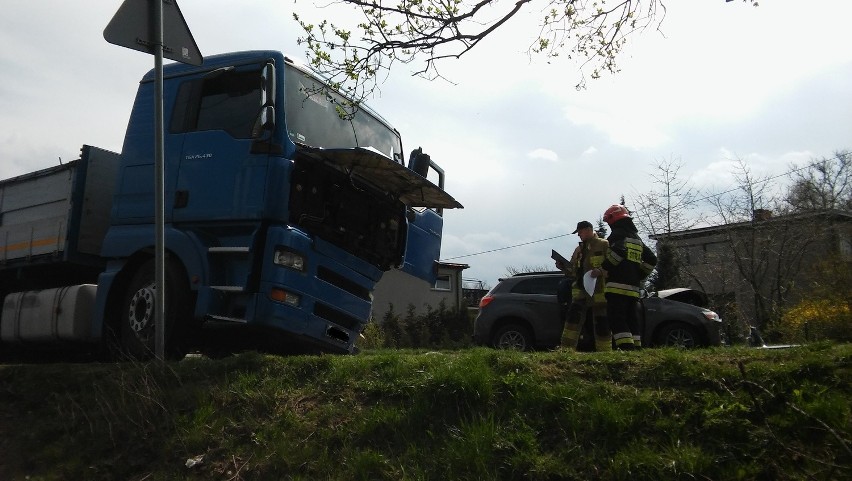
left=366, top=302, right=473, bottom=350
left=357, top=321, right=385, bottom=350
left=777, top=298, right=851, bottom=342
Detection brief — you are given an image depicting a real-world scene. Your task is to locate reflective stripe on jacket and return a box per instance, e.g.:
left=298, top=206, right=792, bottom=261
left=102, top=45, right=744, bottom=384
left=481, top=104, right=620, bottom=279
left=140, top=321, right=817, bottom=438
left=602, top=222, right=657, bottom=297
left=569, top=234, right=608, bottom=303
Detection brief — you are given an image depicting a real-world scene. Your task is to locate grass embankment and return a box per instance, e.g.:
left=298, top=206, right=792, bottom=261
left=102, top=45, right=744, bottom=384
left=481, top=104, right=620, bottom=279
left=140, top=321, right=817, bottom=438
left=0, top=343, right=849, bottom=480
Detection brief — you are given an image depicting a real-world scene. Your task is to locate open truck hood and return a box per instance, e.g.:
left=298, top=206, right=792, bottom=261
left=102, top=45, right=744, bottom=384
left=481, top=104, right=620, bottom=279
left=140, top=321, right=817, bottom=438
left=296, top=145, right=463, bottom=210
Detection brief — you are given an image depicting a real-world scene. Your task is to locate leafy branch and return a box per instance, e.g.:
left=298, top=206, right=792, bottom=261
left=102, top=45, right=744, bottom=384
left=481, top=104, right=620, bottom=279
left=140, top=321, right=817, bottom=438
left=293, top=0, right=759, bottom=103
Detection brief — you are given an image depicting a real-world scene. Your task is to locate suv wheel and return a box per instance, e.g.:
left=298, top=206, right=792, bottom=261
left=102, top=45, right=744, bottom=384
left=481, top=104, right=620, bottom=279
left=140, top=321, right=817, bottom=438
left=492, top=324, right=533, bottom=351
left=656, top=322, right=700, bottom=349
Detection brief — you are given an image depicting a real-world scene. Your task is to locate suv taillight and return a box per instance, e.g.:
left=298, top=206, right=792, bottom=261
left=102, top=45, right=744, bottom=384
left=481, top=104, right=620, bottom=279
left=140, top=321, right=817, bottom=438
left=479, top=295, right=493, bottom=308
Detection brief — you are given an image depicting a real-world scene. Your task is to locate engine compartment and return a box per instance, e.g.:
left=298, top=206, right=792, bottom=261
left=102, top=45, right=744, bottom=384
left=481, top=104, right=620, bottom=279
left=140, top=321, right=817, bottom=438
left=288, top=155, right=407, bottom=271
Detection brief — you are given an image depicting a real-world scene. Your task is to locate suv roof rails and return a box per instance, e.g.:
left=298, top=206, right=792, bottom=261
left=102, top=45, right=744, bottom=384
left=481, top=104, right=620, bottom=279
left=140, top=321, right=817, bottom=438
left=511, top=271, right=563, bottom=277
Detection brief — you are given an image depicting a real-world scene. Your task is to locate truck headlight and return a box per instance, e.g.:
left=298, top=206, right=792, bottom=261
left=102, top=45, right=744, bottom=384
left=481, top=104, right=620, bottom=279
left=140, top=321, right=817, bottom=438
left=274, top=248, right=305, bottom=271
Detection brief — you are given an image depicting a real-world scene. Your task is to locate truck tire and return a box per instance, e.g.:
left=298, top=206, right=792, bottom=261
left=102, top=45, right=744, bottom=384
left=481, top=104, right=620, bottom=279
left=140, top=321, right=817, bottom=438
left=655, top=322, right=701, bottom=349
left=120, top=259, right=191, bottom=360
left=492, top=324, right=533, bottom=351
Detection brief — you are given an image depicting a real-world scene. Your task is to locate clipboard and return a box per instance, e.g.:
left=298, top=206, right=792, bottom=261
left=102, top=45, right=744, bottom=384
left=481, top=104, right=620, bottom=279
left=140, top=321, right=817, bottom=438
left=551, top=249, right=569, bottom=266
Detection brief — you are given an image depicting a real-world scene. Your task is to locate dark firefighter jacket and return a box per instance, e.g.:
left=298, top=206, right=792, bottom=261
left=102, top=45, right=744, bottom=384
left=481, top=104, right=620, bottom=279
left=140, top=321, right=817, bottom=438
left=602, top=219, right=657, bottom=298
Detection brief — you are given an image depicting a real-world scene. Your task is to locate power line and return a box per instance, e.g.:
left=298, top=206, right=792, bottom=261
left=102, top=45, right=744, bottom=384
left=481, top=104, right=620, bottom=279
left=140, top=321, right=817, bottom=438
left=443, top=156, right=844, bottom=261
left=443, top=233, right=571, bottom=260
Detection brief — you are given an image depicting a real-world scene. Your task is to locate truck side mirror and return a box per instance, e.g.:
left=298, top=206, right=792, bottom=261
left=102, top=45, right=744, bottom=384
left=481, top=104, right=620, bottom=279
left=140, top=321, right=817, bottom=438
left=407, top=147, right=447, bottom=217
left=253, top=105, right=276, bottom=138
left=408, top=147, right=430, bottom=178
left=253, top=62, right=277, bottom=138
left=261, top=62, right=276, bottom=109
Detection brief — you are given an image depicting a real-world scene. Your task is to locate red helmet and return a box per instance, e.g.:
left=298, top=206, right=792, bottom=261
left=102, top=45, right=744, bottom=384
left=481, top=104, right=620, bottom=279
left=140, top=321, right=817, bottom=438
left=603, top=204, right=630, bottom=224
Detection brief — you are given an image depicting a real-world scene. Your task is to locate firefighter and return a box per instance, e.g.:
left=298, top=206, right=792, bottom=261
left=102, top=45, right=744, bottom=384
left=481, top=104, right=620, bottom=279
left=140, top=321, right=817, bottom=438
left=556, top=220, right=611, bottom=351
left=600, top=205, right=657, bottom=350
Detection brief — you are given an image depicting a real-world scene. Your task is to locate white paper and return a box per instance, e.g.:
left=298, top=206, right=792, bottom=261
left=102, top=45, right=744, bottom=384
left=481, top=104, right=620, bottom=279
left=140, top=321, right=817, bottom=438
left=583, top=271, right=597, bottom=297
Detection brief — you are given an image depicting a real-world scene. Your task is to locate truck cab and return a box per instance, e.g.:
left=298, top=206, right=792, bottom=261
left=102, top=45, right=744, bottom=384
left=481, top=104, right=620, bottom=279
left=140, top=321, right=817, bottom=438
left=0, top=51, right=460, bottom=359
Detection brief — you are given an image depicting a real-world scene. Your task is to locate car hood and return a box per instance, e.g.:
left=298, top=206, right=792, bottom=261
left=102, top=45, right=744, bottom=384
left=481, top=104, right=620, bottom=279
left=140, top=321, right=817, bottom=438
left=656, top=288, right=709, bottom=308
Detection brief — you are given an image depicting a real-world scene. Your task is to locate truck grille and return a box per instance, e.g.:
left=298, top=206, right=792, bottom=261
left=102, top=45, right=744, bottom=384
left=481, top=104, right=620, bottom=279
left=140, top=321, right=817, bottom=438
left=314, top=302, right=360, bottom=331
left=289, top=157, right=405, bottom=271
left=317, top=266, right=371, bottom=301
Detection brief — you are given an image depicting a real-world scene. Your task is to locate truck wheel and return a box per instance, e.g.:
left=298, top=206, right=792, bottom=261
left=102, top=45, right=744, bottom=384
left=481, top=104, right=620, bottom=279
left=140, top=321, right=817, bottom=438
left=492, top=324, right=533, bottom=351
left=655, top=322, right=701, bottom=349
left=120, top=259, right=190, bottom=360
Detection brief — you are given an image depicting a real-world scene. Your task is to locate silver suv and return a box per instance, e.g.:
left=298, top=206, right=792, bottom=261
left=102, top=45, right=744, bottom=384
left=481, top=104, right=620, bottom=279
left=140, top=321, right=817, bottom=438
left=473, top=272, right=722, bottom=351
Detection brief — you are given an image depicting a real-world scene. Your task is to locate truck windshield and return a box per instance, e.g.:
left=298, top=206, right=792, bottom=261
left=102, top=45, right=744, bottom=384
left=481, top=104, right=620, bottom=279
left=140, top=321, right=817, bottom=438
left=284, top=64, right=403, bottom=162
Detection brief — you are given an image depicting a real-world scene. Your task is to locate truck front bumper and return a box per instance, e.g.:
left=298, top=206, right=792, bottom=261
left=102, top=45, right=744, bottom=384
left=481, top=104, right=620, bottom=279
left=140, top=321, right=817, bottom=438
left=235, top=226, right=382, bottom=353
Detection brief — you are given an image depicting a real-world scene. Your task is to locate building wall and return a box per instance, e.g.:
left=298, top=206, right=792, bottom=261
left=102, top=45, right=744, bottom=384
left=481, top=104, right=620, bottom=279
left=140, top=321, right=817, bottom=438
left=371, top=265, right=465, bottom=321
left=661, top=213, right=852, bottom=326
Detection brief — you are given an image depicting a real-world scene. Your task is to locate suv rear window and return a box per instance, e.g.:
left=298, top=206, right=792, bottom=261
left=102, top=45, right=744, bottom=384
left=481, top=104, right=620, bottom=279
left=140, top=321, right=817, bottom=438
left=509, top=276, right=562, bottom=295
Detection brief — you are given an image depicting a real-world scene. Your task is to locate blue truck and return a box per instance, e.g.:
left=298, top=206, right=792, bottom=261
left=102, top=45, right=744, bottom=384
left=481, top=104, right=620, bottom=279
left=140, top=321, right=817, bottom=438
left=0, top=51, right=461, bottom=359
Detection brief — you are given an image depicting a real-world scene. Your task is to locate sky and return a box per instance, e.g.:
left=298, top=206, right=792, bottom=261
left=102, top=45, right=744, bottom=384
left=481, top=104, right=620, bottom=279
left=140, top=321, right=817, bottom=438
left=1, top=1, right=851, bottom=289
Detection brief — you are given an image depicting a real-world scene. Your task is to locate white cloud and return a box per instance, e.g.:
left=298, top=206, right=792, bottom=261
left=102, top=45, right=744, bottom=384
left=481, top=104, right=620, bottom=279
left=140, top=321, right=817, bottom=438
left=1, top=0, right=850, bottom=288
left=563, top=102, right=673, bottom=150
left=527, top=148, right=558, bottom=162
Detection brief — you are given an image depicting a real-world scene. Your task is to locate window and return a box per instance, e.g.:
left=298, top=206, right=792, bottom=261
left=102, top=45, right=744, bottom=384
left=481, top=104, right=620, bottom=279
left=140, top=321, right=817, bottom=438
left=686, top=244, right=707, bottom=265
left=433, top=274, right=452, bottom=291
left=840, top=233, right=852, bottom=260
left=284, top=65, right=403, bottom=161
left=511, top=277, right=561, bottom=295
left=170, top=69, right=262, bottom=139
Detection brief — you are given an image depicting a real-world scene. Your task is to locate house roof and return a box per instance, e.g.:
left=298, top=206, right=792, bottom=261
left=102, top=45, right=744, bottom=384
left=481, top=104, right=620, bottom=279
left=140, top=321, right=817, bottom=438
left=437, top=261, right=469, bottom=270
left=650, top=209, right=852, bottom=241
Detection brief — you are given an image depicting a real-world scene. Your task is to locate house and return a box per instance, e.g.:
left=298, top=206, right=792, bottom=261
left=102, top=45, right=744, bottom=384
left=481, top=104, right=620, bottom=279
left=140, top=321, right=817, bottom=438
left=371, top=261, right=469, bottom=321
left=651, top=209, right=852, bottom=327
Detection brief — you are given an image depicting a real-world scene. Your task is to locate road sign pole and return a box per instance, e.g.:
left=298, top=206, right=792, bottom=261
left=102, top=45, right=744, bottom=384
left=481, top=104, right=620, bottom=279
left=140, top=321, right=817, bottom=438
left=104, top=0, right=202, bottom=361
left=154, top=0, right=166, bottom=361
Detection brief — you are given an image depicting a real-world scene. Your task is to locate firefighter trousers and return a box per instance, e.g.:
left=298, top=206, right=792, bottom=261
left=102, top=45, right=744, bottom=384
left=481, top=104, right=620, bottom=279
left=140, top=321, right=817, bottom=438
left=605, top=292, right=641, bottom=349
left=563, top=299, right=611, bottom=352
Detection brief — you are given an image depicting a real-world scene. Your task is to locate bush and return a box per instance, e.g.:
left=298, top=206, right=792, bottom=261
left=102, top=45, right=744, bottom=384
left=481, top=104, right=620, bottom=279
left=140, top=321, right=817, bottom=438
left=357, top=321, right=385, bottom=350
left=777, top=298, right=851, bottom=342
left=363, top=301, right=474, bottom=350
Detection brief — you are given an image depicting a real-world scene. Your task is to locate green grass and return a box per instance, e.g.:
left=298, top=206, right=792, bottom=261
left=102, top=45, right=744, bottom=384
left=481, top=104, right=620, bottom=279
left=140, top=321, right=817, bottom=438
left=0, top=343, right=849, bottom=480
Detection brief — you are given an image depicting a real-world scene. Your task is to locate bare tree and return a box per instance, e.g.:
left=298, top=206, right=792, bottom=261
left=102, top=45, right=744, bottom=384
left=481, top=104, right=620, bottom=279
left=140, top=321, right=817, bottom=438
left=505, top=264, right=552, bottom=276
left=707, top=159, right=815, bottom=329
left=633, top=156, right=700, bottom=290
left=786, top=150, right=852, bottom=212
left=293, top=0, right=759, bottom=102
left=780, top=150, right=852, bottom=339
left=633, top=156, right=700, bottom=237
left=647, top=153, right=849, bottom=336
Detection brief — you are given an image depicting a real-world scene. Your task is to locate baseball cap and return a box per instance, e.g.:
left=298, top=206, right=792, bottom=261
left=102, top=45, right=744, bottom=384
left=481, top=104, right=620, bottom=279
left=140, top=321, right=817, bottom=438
left=572, top=220, right=594, bottom=234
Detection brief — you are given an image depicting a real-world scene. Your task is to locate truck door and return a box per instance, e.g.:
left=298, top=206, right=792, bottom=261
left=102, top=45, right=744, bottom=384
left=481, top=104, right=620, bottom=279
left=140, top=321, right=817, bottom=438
left=399, top=150, right=458, bottom=284
left=169, top=64, right=271, bottom=222
left=402, top=207, right=444, bottom=283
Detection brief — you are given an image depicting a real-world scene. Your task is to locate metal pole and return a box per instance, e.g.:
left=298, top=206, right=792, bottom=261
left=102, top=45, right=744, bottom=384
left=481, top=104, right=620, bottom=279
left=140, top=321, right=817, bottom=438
left=154, top=0, right=166, bottom=361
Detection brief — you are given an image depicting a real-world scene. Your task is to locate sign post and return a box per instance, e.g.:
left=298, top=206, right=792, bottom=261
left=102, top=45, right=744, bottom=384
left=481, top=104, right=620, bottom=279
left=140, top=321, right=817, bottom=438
left=105, top=0, right=202, bottom=360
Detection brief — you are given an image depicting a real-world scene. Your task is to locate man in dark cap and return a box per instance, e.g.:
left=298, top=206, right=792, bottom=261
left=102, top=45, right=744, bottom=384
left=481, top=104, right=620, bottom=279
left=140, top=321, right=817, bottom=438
left=555, top=220, right=611, bottom=351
